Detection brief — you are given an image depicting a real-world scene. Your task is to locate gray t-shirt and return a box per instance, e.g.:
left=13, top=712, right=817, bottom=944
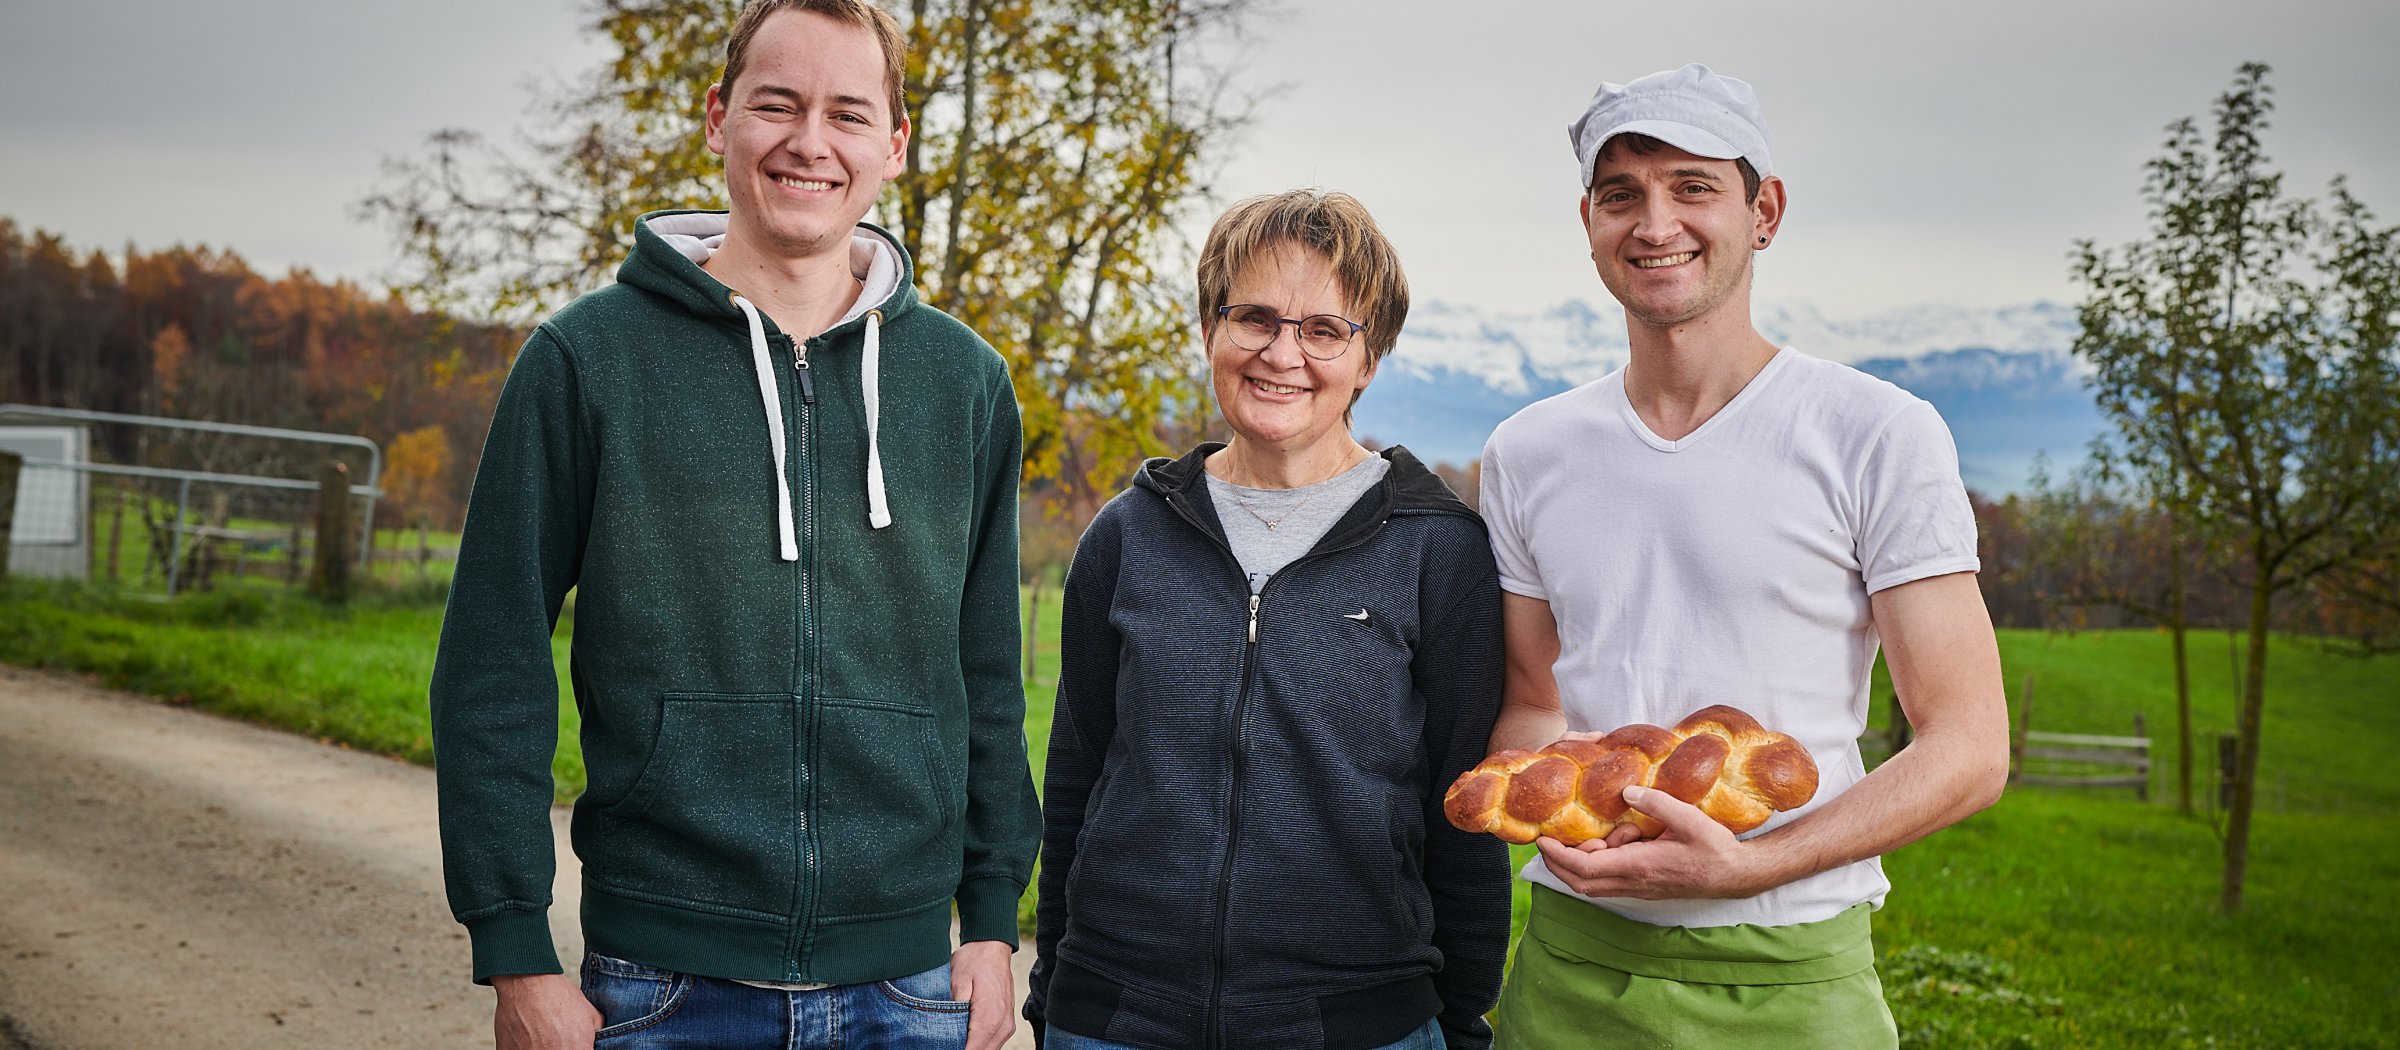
left=1206, top=453, right=1391, bottom=594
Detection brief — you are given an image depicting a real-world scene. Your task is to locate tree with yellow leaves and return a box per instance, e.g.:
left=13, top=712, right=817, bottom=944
left=382, top=425, right=457, bottom=528
left=362, top=0, right=1257, bottom=509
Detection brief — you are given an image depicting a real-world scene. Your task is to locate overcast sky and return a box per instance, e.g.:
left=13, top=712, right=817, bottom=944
left=4, top=0, right=2395, bottom=321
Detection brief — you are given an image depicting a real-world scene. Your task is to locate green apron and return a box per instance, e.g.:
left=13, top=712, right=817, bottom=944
left=1493, top=886, right=1896, bottom=1050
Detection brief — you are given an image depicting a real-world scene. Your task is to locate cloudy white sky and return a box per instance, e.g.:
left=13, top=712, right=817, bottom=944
left=4, top=0, right=2395, bottom=320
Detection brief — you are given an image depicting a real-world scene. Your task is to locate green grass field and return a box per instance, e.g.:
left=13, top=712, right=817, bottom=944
left=1, top=579, right=2392, bottom=1047
left=1871, top=629, right=2399, bottom=1048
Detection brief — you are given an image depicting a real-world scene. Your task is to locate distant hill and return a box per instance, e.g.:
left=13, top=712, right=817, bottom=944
left=1353, top=298, right=2102, bottom=493
left=1850, top=346, right=2102, bottom=494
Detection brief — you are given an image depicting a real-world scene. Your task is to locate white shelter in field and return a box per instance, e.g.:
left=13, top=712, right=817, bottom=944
left=0, top=421, right=91, bottom=580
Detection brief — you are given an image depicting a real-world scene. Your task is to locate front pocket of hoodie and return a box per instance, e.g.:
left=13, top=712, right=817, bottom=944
left=811, top=696, right=958, bottom=922
left=597, top=692, right=796, bottom=919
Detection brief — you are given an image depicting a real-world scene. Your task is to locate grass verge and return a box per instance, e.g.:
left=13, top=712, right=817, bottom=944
left=0, top=577, right=582, bottom=797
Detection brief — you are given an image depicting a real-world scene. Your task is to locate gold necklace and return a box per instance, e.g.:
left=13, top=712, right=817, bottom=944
left=1230, top=485, right=1324, bottom=532
left=1223, top=447, right=1368, bottom=531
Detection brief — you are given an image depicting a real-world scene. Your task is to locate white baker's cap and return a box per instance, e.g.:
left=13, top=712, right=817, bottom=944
left=1568, top=63, right=1773, bottom=188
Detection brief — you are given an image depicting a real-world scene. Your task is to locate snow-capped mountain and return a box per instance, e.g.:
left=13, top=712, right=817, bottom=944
left=1353, top=298, right=2100, bottom=494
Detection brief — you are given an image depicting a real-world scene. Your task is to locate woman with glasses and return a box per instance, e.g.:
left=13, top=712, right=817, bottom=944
left=1024, top=189, right=1511, bottom=1050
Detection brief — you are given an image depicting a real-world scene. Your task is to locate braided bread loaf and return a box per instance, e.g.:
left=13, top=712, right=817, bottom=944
left=1443, top=705, right=1819, bottom=845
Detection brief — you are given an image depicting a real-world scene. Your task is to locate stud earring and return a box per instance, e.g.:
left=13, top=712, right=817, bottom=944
left=1757, top=236, right=1768, bottom=245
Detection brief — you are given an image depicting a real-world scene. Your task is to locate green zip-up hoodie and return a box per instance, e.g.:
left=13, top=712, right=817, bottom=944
left=430, top=210, right=1040, bottom=986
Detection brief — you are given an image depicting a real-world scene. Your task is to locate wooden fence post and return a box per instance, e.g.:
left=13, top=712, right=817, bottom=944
left=287, top=521, right=304, bottom=585
left=2008, top=672, right=2036, bottom=784
left=311, top=461, right=353, bottom=603
left=106, top=488, right=126, bottom=582
left=2132, top=713, right=2149, bottom=803
left=0, top=450, right=20, bottom=583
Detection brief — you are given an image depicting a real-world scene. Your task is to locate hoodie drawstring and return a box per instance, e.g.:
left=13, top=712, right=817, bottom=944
left=862, top=310, right=891, bottom=530
left=732, top=295, right=801, bottom=561
left=733, top=295, right=893, bottom=559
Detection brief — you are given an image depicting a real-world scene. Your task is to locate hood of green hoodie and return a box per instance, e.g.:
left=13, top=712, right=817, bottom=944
left=617, top=209, right=921, bottom=337
left=613, top=210, right=933, bottom=545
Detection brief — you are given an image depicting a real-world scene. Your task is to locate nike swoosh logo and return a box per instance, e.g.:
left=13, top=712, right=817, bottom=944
left=1343, top=609, right=1370, bottom=622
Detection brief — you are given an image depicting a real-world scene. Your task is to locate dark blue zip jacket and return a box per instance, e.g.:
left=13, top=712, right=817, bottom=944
left=1027, top=443, right=1510, bottom=1050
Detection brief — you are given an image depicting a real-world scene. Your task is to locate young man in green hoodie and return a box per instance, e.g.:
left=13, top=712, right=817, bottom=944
left=429, top=3, right=1040, bottom=1048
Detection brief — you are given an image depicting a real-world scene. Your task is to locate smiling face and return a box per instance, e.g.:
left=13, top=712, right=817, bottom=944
left=1579, top=137, right=1782, bottom=331
left=704, top=8, right=908, bottom=264
left=1208, top=243, right=1376, bottom=458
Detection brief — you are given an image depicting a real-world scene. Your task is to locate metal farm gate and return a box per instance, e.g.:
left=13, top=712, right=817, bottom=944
left=0, top=405, right=386, bottom=596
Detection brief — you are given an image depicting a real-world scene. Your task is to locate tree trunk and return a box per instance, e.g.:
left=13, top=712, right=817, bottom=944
left=2218, top=552, right=2274, bottom=913
left=896, top=0, right=933, bottom=250
left=2171, top=619, right=2193, bottom=813
left=1023, top=573, right=1042, bottom=685
left=2169, top=512, right=2194, bottom=815
left=938, top=0, right=981, bottom=295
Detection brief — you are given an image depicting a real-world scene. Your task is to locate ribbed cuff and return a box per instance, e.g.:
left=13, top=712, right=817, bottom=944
left=465, top=908, right=563, bottom=984
left=953, top=875, right=1027, bottom=947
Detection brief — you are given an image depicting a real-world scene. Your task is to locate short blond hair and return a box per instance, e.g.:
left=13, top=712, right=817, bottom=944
left=1197, top=189, right=1411, bottom=373
left=720, top=0, right=909, bottom=130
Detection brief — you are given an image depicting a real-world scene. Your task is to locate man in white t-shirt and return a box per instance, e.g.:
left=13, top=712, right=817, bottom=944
left=1478, top=65, right=2010, bottom=1049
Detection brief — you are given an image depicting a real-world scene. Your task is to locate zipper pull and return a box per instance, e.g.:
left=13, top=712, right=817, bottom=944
left=792, top=342, right=816, bottom=404
left=1247, top=594, right=1259, bottom=644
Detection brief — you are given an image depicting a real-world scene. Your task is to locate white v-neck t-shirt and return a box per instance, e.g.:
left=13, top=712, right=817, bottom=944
left=1479, top=346, right=1980, bottom=929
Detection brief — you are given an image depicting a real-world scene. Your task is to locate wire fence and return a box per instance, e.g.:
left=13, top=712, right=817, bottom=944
left=1, top=405, right=455, bottom=596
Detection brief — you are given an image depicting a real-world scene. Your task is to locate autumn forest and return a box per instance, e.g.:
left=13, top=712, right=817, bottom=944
left=0, top=218, right=522, bottom=528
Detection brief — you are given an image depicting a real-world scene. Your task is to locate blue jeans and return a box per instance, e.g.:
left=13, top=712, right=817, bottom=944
left=1048, top=1017, right=1448, bottom=1050
left=580, top=952, right=970, bottom=1049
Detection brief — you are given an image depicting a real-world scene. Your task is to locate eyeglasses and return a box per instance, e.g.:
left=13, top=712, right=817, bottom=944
left=1215, top=304, right=1365, bottom=360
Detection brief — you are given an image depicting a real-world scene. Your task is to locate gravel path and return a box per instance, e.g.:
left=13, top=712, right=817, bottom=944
left=0, top=665, right=1035, bottom=1049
